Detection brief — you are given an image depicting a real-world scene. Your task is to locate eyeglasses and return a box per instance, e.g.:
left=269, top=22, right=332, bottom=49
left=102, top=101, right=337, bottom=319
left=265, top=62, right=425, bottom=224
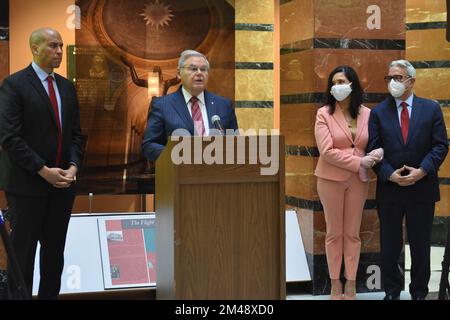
left=384, top=75, right=411, bottom=82
left=182, top=66, right=209, bottom=74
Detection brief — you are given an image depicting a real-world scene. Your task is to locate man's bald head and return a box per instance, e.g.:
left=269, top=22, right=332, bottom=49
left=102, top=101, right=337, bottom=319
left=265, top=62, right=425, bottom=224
left=29, top=28, right=63, bottom=73
left=29, top=28, right=61, bottom=48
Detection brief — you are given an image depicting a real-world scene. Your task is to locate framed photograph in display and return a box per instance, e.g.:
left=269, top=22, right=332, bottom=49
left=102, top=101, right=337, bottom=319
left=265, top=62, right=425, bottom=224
left=98, top=214, right=156, bottom=289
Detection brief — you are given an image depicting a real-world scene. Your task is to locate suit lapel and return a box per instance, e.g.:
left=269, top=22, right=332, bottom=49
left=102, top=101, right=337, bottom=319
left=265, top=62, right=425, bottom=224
left=332, top=105, right=353, bottom=142
left=406, top=96, right=422, bottom=147
left=171, top=88, right=194, bottom=134
left=26, top=65, right=60, bottom=131
left=386, top=98, right=404, bottom=145
left=354, top=107, right=367, bottom=142
left=55, top=74, right=67, bottom=133
left=204, top=90, right=217, bottom=129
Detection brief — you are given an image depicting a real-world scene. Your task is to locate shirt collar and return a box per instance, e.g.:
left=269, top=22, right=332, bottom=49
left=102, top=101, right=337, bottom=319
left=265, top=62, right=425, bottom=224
left=395, top=93, right=414, bottom=108
left=181, top=86, right=205, bottom=106
left=31, top=61, right=55, bottom=82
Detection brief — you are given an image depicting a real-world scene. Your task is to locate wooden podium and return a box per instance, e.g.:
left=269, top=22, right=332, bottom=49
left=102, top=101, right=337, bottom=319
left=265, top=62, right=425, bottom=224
left=155, top=135, right=285, bottom=299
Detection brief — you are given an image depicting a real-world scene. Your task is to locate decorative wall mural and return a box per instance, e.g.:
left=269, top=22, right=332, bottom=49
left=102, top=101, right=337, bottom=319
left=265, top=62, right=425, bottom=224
left=73, top=0, right=235, bottom=194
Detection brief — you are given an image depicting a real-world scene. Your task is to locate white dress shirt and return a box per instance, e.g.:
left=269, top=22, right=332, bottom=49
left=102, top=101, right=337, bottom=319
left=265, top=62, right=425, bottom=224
left=181, top=86, right=210, bottom=136
left=394, top=93, right=414, bottom=125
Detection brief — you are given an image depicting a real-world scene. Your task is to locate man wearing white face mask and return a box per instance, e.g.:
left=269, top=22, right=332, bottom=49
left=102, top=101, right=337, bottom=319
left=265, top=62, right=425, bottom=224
left=367, top=59, right=448, bottom=300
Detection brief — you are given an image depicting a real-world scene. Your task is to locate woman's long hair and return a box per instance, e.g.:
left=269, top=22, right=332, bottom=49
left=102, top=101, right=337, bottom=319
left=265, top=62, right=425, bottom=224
left=324, top=65, right=364, bottom=119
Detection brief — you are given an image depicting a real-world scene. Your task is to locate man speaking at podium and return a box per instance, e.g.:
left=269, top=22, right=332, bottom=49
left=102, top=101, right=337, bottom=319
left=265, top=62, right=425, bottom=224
left=142, top=50, right=239, bottom=162
left=0, top=28, right=83, bottom=299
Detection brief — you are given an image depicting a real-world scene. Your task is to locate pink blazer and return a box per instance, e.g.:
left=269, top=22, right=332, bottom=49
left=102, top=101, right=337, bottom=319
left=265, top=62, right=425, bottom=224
left=314, top=105, right=371, bottom=182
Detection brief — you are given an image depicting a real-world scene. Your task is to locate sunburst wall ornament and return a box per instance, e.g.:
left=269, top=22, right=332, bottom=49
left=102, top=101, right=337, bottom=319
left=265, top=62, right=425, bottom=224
left=140, top=0, right=175, bottom=29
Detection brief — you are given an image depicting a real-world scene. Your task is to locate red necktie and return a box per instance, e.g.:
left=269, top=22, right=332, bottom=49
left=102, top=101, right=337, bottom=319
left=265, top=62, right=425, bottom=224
left=47, top=76, right=62, bottom=166
left=190, top=96, right=205, bottom=136
left=400, top=101, right=409, bottom=144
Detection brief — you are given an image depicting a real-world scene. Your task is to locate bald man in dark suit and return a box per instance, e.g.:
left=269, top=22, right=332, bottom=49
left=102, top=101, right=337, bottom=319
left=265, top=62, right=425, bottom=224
left=0, top=28, right=83, bottom=299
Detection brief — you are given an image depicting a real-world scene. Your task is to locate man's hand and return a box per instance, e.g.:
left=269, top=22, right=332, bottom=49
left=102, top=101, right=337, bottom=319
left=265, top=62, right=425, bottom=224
left=389, top=165, right=426, bottom=186
left=402, top=165, right=427, bottom=185
left=38, top=166, right=74, bottom=188
left=62, top=165, right=77, bottom=181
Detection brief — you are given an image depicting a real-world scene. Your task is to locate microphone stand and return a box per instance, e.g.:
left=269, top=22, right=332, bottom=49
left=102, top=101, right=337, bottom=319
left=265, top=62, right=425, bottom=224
left=0, top=209, right=31, bottom=300
left=438, top=217, right=450, bottom=299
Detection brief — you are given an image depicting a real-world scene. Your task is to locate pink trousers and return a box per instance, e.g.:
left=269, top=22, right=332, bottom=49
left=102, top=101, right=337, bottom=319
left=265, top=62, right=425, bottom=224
left=317, top=173, right=369, bottom=280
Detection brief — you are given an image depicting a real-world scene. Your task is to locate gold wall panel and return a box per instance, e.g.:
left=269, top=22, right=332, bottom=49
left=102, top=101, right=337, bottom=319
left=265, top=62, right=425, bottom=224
left=236, top=31, right=274, bottom=62
left=406, top=0, right=447, bottom=23
left=235, top=69, right=274, bottom=101
left=235, top=108, right=274, bottom=131
left=414, top=68, right=450, bottom=100
left=235, top=0, right=274, bottom=24
left=406, top=29, right=450, bottom=62
left=286, top=155, right=317, bottom=200
left=296, top=209, right=314, bottom=254
left=436, top=185, right=450, bottom=217
left=438, top=153, right=450, bottom=177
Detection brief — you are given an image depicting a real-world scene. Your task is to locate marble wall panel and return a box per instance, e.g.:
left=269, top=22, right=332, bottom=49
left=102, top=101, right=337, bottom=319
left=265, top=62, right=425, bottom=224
left=280, top=104, right=317, bottom=146
left=286, top=155, right=317, bottom=200
left=406, top=0, right=447, bottom=23
left=438, top=154, right=450, bottom=177
left=235, top=0, right=274, bottom=24
left=280, top=0, right=314, bottom=46
left=314, top=0, right=405, bottom=40
left=436, top=185, right=450, bottom=217
left=235, top=69, right=274, bottom=101
left=313, top=49, right=405, bottom=93
left=234, top=108, right=274, bottom=131
left=281, top=50, right=314, bottom=95
left=296, top=209, right=314, bottom=255
left=414, top=68, right=450, bottom=100
left=406, top=29, right=450, bottom=62
left=236, top=31, right=274, bottom=62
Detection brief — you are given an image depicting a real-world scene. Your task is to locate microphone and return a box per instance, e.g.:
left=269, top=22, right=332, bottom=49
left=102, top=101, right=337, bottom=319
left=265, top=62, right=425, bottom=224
left=211, top=115, right=224, bottom=135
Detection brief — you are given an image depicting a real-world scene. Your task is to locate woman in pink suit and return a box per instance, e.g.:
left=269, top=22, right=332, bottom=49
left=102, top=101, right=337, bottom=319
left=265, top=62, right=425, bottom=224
left=314, top=66, right=383, bottom=300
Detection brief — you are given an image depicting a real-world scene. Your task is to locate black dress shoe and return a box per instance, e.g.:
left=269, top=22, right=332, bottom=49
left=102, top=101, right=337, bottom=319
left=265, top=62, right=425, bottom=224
left=383, top=294, right=400, bottom=300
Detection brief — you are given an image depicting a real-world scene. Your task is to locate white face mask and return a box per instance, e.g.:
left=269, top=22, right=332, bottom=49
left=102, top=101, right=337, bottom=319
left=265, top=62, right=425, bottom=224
left=388, top=79, right=406, bottom=98
left=331, top=83, right=352, bottom=101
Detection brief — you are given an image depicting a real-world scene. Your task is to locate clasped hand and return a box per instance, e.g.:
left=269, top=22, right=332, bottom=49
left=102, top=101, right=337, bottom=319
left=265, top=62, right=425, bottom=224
left=389, top=165, right=426, bottom=186
left=38, top=165, right=77, bottom=188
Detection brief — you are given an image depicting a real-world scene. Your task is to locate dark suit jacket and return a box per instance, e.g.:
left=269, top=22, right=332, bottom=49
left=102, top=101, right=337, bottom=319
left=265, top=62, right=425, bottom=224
left=0, top=64, right=83, bottom=196
left=142, top=87, right=239, bottom=161
left=367, top=95, right=448, bottom=203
